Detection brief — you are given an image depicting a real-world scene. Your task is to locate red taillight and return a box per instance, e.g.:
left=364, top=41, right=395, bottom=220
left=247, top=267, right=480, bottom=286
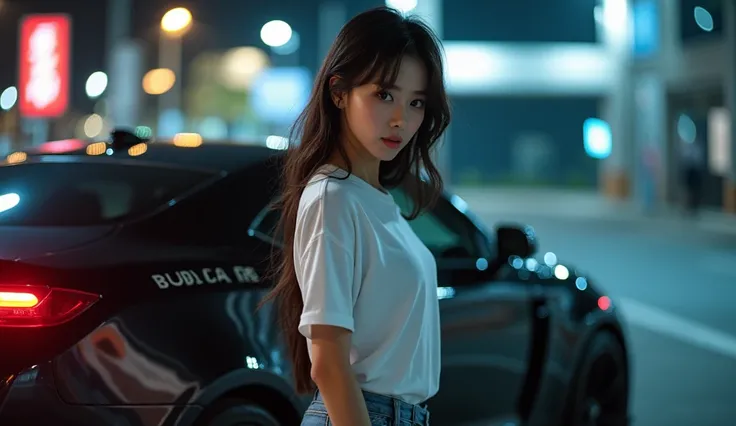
left=0, top=286, right=100, bottom=328
left=0, top=291, right=39, bottom=308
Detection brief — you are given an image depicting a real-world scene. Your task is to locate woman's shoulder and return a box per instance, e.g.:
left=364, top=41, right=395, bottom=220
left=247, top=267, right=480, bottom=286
left=299, top=173, right=360, bottom=221
left=302, top=169, right=359, bottom=205
left=295, top=174, right=360, bottom=244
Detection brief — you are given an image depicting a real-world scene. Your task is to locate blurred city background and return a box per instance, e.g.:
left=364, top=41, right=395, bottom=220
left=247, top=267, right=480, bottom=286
left=1, top=0, right=736, bottom=425
left=2, top=0, right=735, bottom=211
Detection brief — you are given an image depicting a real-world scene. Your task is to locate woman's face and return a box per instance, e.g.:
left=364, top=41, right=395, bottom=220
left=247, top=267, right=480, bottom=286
left=339, top=55, right=428, bottom=163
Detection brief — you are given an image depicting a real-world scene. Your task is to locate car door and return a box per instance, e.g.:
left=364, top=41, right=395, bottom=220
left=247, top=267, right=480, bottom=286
left=391, top=189, right=534, bottom=426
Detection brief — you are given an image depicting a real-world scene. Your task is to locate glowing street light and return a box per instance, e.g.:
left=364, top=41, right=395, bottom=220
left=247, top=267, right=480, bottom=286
left=220, top=47, right=270, bottom=90
left=161, top=7, right=192, bottom=34
left=143, top=68, right=176, bottom=95
left=260, top=20, right=293, bottom=48
left=158, top=7, right=192, bottom=137
left=0, top=86, right=17, bottom=111
left=85, top=71, right=108, bottom=99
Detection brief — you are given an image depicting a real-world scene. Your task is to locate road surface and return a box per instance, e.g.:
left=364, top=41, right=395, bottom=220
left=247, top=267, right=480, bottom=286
left=457, top=188, right=736, bottom=426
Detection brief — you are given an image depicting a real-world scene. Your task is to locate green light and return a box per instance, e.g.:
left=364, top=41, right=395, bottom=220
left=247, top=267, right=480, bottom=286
left=135, top=126, right=152, bottom=139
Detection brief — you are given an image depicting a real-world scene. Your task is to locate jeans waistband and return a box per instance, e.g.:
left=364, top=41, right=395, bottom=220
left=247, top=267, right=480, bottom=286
left=313, top=389, right=430, bottom=425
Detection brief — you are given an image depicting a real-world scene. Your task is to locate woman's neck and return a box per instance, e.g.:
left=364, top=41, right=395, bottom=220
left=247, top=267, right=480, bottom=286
left=326, top=134, right=382, bottom=190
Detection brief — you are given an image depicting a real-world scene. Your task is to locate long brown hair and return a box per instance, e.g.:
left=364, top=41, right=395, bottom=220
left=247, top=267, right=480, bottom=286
left=260, top=6, right=451, bottom=393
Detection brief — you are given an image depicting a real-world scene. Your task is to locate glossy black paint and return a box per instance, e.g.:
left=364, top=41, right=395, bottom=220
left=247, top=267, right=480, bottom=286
left=0, top=142, right=629, bottom=426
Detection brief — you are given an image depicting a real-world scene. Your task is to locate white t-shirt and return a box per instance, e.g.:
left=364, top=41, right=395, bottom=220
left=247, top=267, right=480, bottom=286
left=294, top=165, right=441, bottom=404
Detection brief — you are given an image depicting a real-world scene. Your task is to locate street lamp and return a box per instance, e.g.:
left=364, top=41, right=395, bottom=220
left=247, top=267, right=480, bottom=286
left=158, top=7, right=192, bottom=136
left=142, top=68, right=176, bottom=95
left=85, top=71, right=108, bottom=99
left=0, top=87, right=17, bottom=111
left=261, top=20, right=300, bottom=66
left=0, top=86, right=18, bottom=154
left=161, top=7, right=192, bottom=34
left=260, top=20, right=292, bottom=48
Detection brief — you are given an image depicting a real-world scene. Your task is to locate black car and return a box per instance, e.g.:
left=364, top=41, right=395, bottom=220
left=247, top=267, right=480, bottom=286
left=0, top=134, right=631, bottom=426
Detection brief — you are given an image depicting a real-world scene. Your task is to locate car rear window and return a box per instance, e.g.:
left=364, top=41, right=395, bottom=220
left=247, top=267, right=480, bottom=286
left=0, top=162, right=217, bottom=226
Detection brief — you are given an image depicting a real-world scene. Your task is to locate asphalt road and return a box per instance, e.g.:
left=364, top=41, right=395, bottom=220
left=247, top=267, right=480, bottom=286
left=463, top=193, right=736, bottom=426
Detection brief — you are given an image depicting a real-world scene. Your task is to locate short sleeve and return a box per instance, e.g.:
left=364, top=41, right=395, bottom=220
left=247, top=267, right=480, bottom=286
left=294, top=180, right=359, bottom=339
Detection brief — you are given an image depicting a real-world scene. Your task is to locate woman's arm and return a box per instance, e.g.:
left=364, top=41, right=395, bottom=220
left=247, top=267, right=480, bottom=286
left=294, top=187, right=367, bottom=424
left=310, top=324, right=371, bottom=426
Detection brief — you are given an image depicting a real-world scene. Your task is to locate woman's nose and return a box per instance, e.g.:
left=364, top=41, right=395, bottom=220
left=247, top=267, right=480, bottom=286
left=390, top=106, right=406, bottom=128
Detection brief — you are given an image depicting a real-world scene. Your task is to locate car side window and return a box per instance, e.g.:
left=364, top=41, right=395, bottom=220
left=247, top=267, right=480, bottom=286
left=249, top=206, right=282, bottom=247
left=390, top=188, right=484, bottom=259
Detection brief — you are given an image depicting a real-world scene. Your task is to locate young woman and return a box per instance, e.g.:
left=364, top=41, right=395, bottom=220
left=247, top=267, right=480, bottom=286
left=263, top=6, right=451, bottom=426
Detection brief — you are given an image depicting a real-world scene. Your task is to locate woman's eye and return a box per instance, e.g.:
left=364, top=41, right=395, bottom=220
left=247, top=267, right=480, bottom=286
left=377, top=91, right=393, bottom=101
left=411, top=99, right=426, bottom=108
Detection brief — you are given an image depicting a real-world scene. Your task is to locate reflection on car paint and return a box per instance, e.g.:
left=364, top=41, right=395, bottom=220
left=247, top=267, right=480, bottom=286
left=77, top=322, right=200, bottom=406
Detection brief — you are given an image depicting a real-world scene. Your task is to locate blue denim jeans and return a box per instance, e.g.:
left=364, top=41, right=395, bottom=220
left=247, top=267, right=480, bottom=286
left=301, top=389, right=430, bottom=426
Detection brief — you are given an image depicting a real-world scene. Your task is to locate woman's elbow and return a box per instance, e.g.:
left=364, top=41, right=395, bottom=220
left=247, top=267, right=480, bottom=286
left=310, top=361, right=327, bottom=385
left=309, top=325, right=352, bottom=384
left=310, top=348, right=349, bottom=384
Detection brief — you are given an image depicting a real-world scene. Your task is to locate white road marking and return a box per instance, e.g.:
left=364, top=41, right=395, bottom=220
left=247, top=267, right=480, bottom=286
left=618, top=297, right=736, bottom=360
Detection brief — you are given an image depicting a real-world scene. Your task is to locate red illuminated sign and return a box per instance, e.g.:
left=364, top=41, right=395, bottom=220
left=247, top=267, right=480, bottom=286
left=18, top=14, right=71, bottom=118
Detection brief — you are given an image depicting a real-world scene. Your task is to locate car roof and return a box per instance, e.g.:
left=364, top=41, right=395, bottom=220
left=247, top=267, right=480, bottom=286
left=2, top=138, right=286, bottom=174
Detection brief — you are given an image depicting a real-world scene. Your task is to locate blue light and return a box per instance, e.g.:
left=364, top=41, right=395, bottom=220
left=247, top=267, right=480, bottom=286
left=632, top=0, right=659, bottom=57
left=251, top=67, right=311, bottom=125
left=0, top=193, right=20, bottom=214
left=583, top=118, right=612, bottom=159
left=575, top=277, right=588, bottom=291
left=694, top=7, right=714, bottom=32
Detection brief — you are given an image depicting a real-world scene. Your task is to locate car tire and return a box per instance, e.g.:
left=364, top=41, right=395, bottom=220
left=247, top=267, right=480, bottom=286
left=196, top=398, right=282, bottom=426
left=562, top=330, right=630, bottom=426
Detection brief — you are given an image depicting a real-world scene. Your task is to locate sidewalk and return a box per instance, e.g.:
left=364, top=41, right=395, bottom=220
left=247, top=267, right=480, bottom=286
left=452, top=186, right=736, bottom=238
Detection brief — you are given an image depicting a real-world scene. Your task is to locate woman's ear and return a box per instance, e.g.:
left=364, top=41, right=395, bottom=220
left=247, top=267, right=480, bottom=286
left=329, top=76, right=345, bottom=109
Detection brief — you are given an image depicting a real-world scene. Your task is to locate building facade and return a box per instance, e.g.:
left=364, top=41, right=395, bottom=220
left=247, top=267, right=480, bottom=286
left=389, top=0, right=736, bottom=214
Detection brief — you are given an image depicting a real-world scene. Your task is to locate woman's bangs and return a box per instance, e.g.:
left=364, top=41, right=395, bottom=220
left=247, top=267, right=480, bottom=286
left=354, top=50, right=405, bottom=88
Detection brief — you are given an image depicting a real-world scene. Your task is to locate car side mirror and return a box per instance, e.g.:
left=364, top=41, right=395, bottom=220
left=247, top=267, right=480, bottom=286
left=495, top=224, right=537, bottom=259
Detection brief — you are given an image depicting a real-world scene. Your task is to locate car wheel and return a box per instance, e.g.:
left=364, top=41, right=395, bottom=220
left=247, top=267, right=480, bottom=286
left=564, top=330, right=630, bottom=426
left=196, top=398, right=282, bottom=426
